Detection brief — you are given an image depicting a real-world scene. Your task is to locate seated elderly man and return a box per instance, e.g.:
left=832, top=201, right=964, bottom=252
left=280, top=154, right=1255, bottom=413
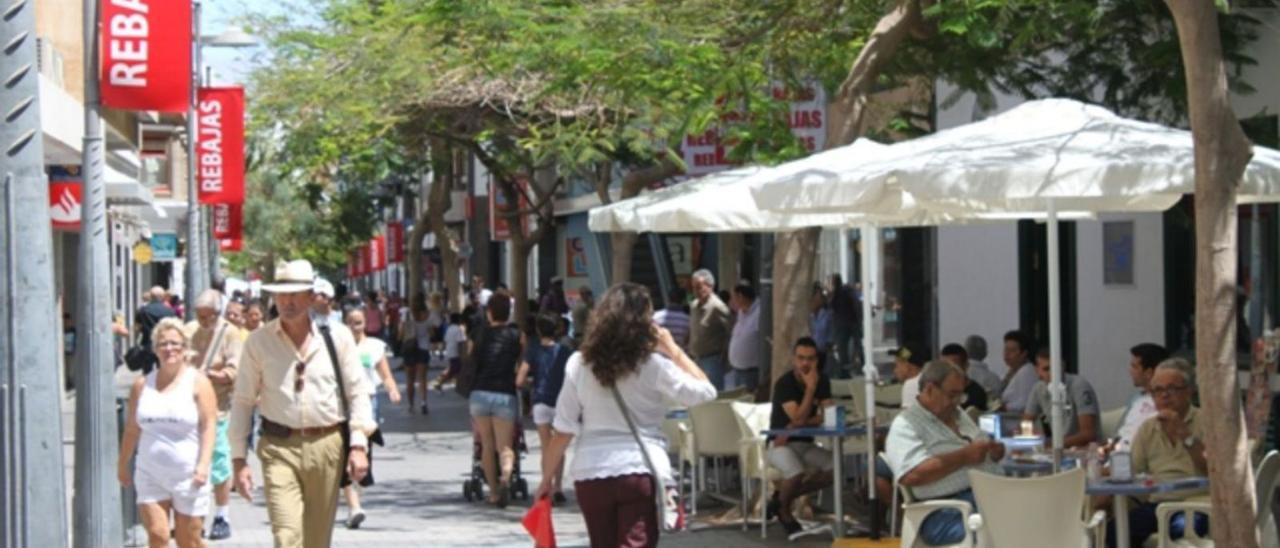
left=1108, top=358, right=1209, bottom=547
left=886, top=361, right=1005, bottom=546
left=766, top=337, right=834, bottom=537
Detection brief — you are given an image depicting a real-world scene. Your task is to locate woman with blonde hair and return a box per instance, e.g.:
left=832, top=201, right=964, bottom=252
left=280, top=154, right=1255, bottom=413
left=538, top=283, right=716, bottom=546
left=118, top=317, right=218, bottom=548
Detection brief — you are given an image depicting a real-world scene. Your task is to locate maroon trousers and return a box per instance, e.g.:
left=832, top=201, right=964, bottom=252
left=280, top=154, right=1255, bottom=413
left=574, top=473, right=658, bottom=547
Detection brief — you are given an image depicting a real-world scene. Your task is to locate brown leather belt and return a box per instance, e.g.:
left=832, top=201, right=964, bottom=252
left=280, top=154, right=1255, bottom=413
left=260, top=417, right=342, bottom=438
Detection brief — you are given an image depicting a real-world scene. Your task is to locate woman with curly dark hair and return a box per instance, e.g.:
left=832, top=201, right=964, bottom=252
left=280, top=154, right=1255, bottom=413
left=537, top=283, right=715, bottom=547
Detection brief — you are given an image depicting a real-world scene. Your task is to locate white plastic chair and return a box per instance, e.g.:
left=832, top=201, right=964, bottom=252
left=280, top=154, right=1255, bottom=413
left=1100, top=407, right=1126, bottom=439
left=968, top=467, right=1104, bottom=548
left=898, top=481, right=980, bottom=548
left=729, top=401, right=780, bottom=538
left=1154, top=450, right=1280, bottom=548
left=689, top=400, right=742, bottom=513
left=662, top=415, right=696, bottom=508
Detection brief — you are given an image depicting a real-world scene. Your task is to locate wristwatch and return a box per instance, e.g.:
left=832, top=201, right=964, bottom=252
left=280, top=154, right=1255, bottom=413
left=1182, top=435, right=1198, bottom=449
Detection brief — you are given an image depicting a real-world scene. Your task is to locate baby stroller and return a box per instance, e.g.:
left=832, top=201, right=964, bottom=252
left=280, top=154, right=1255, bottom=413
left=462, top=392, right=531, bottom=502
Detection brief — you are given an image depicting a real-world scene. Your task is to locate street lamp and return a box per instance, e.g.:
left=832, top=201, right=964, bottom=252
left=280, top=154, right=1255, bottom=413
left=185, top=6, right=259, bottom=316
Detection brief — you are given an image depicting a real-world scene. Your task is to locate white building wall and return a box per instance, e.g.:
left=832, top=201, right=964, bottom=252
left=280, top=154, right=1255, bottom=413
left=936, top=224, right=1021, bottom=364
left=1074, top=213, right=1166, bottom=410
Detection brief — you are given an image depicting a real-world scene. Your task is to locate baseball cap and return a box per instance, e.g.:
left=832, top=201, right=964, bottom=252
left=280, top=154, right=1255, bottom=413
left=889, top=341, right=930, bottom=367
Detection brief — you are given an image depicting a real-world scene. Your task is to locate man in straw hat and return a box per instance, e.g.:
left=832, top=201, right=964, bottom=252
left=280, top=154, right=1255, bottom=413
left=228, top=260, right=375, bottom=547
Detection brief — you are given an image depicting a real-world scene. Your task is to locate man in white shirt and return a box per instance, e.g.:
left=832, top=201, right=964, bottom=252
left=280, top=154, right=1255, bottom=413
left=725, top=283, right=762, bottom=392
left=1113, top=343, right=1169, bottom=449
left=999, top=330, right=1039, bottom=413
left=893, top=342, right=928, bottom=408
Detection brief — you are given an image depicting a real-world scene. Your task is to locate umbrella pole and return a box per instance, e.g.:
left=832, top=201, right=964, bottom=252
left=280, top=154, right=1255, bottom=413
left=861, top=224, right=881, bottom=538
left=1048, top=199, right=1066, bottom=470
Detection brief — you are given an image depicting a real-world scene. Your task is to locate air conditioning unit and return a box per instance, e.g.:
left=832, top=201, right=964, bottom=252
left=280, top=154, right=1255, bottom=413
left=35, top=36, right=65, bottom=88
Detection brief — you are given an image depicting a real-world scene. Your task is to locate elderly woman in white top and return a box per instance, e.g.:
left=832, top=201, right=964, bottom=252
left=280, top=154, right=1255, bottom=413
left=118, top=317, right=218, bottom=548
left=538, top=283, right=716, bottom=548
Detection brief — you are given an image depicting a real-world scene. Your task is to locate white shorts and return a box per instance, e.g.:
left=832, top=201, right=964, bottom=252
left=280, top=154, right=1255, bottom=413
left=767, top=442, right=834, bottom=480
left=134, top=467, right=212, bottom=517
left=532, top=403, right=556, bottom=426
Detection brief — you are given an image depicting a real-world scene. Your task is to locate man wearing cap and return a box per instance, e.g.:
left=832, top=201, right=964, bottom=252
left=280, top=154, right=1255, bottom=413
left=311, top=278, right=343, bottom=326
left=893, top=342, right=929, bottom=409
left=187, top=289, right=244, bottom=540
left=229, top=260, right=375, bottom=548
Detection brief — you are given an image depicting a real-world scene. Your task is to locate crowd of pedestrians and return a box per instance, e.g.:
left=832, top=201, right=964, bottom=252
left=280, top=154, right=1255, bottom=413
left=109, top=258, right=1225, bottom=548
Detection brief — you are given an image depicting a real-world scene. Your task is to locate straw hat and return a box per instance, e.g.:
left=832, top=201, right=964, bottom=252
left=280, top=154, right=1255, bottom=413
left=260, top=260, right=316, bottom=293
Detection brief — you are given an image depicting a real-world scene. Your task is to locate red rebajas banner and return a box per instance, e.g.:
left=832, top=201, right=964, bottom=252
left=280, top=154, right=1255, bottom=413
left=386, top=222, right=404, bottom=263
left=196, top=87, right=246, bottom=205
left=100, top=0, right=192, bottom=113
left=211, top=203, right=241, bottom=241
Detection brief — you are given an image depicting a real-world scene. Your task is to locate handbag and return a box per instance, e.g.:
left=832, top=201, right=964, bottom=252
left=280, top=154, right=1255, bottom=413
left=124, top=332, right=157, bottom=373
left=609, top=385, right=684, bottom=532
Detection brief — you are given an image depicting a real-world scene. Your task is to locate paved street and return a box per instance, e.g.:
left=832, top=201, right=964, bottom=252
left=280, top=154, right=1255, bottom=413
left=68, top=361, right=835, bottom=547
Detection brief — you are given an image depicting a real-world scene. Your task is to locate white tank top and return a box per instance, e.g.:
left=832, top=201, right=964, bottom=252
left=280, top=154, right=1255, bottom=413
left=136, top=367, right=200, bottom=480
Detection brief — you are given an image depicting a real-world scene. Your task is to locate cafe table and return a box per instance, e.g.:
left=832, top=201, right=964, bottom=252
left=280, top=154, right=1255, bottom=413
left=1086, top=476, right=1209, bottom=548
left=760, top=422, right=888, bottom=538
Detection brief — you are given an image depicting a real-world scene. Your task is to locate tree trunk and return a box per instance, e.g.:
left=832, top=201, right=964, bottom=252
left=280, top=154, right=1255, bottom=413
left=770, top=228, right=822, bottom=383
left=766, top=0, right=928, bottom=390
left=610, top=232, right=638, bottom=284
left=406, top=182, right=430, bottom=302
left=594, top=159, right=681, bottom=283
left=428, top=145, right=465, bottom=313
left=1166, top=1, right=1258, bottom=546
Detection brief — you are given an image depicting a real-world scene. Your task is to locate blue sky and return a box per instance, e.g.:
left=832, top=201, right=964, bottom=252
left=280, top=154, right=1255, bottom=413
left=200, top=0, right=310, bottom=87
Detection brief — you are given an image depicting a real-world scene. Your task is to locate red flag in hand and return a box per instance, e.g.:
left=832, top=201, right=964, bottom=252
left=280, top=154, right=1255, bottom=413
left=522, top=496, right=556, bottom=548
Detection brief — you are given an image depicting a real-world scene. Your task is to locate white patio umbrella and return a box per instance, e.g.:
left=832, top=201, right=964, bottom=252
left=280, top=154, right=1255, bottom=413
left=587, top=138, right=1053, bottom=537
left=752, top=98, right=1280, bottom=461
left=589, top=141, right=905, bottom=233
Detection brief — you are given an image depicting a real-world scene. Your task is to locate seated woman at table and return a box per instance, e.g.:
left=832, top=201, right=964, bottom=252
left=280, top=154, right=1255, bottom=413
left=886, top=361, right=1004, bottom=546
left=765, top=337, right=834, bottom=537
left=1022, top=347, right=1102, bottom=449
left=1106, top=358, right=1208, bottom=547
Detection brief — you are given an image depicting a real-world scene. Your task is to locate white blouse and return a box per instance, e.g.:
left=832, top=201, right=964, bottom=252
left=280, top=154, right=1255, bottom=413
left=553, top=351, right=717, bottom=483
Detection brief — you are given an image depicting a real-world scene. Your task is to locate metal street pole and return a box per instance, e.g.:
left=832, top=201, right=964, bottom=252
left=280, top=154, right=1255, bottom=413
left=0, top=1, right=71, bottom=546
left=184, top=1, right=205, bottom=320
left=75, top=0, right=123, bottom=545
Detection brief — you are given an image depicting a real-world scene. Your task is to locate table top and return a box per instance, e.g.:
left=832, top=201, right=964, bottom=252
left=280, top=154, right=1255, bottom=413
left=1085, top=476, right=1209, bottom=496
left=761, top=423, right=886, bottom=438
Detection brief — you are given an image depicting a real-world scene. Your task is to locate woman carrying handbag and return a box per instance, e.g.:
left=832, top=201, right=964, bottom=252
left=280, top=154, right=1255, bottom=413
left=537, top=283, right=716, bottom=547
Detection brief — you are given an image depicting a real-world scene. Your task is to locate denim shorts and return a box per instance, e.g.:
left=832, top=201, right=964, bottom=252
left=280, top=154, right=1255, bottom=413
left=469, top=390, right=517, bottom=421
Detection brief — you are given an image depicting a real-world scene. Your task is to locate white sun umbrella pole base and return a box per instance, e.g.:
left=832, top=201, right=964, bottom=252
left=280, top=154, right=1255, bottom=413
left=1048, top=199, right=1066, bottom=468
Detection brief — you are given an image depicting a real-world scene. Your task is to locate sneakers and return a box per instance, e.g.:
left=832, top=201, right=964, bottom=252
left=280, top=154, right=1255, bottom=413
left=765, top=493, right=780, bottom=521
left=779, top=517, right=803, bottom=538
left=552, top=492, right=568, bottom=505
left=345, top=510, right=366, bottom=530
left=208, top=517, right=231, bottom=541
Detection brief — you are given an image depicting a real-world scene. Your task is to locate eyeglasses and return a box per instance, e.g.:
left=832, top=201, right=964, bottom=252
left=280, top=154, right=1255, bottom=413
left=1150, top=384, right=1188, bottom=397
left=156, top=340, right=184, bottom=349
left=294, top=361, right=307, bottom=393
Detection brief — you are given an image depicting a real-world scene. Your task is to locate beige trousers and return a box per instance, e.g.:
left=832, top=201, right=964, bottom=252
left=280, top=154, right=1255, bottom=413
left=257, top=430, right=344, bottom=548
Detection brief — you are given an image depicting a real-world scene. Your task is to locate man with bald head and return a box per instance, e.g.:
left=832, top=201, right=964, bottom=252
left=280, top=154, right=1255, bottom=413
left=187, top=289, right=244, bottom=539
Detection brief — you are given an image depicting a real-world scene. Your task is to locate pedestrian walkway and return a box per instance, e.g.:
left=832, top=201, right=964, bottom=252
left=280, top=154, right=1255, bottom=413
left=67, top=362, right=832, bottom=547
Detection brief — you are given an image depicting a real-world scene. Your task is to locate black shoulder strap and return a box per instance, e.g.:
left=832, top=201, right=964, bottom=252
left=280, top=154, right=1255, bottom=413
left=319, top=324, right=349, bottom=421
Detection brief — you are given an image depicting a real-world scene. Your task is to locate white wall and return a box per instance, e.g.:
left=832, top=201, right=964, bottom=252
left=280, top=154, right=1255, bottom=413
left=1074, top=213, right=1166, bottom=410
left=1233, top=8, right=1280, bottom=121
left=936, top=224, right=1021, bottom=362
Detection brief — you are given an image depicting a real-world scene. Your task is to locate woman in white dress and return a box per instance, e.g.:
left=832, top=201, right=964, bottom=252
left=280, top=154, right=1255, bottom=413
left=118, top=317, right=218, bottom=548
